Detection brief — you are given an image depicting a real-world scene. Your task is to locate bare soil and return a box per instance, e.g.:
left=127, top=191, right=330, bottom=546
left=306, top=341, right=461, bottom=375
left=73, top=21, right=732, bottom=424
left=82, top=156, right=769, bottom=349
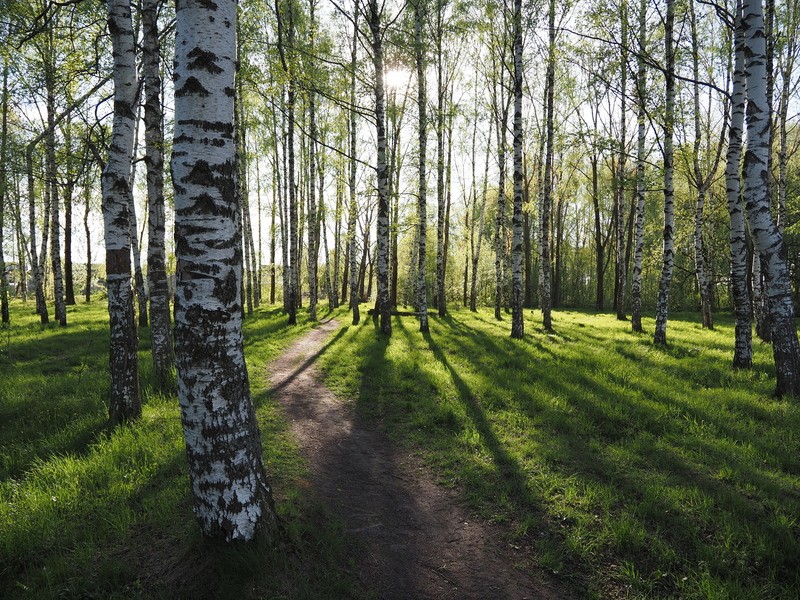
left=268, top=318, right=570, bottom=600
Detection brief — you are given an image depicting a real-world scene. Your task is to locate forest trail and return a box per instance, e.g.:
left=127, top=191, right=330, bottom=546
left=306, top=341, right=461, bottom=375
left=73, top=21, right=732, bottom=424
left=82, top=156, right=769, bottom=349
left=267, top=318, right=568, bottom=600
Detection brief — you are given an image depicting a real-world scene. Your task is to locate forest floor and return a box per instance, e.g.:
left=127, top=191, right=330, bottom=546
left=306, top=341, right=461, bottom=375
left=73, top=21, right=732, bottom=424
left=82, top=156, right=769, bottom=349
left=267, top=318, right=568, bottom=600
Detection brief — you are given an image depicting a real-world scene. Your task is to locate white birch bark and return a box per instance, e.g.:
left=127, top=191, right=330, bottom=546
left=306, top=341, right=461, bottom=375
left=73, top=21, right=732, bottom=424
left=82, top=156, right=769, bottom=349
left=510, top=0, right=524, bottom=339
left=0, top=54, right=8, bottom=324
left=727, top=0, right=752, bottom=369
left=347, top=10, right=360, bottom=325
left=435, top=0, right=446, bottom=317
left=172, top=0, right=281, bottom=541
left=615, top=0, right=627, bottom=321
left=690, top=0, right=714, bottom=330
left=742, top=0, right=800, bottom=396
left=307, top=0, right=319, bottom=321
left=368, top=0, right=392, bottom=334
left=653, top=0, right=675, bottom=346
left=540, top=0, right=555, bottom=331
left=630, top=0, right=646, bottom=333
left=414, top=0, right=429, bottom=333
left=102, top=0, right=140, bottom=424
left=142, top=0, right=173, bottom=389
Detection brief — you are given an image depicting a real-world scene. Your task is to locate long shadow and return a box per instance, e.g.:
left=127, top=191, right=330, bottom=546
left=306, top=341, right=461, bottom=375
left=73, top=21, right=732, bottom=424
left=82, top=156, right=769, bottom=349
left=266, top=327, right=346, bottom=398
left=420, top=310, right=800, bottom=596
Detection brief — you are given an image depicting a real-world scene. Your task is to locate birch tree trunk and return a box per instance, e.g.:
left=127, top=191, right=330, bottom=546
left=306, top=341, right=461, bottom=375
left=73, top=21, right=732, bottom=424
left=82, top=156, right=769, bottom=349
left=0, top=54, right=9, bottom=325
left=63, top=123, right=76, bottom=306
left=307, top=0, right=319, bottom=321
left=413, top=0, right=429, bottom=333
left=614, top=0, right=627, bottom=321
left=347, top=12, right=360, bottom=325
left=172, top=0, right=281, bottom=541
left=470, top=113, right=492, bottom=312
left=143, top=0, right=174, bottom=389
left=742, top=0, right=800, bottom=396
left=102, top=0, right=140, bottom=424
left=493, top=60, right=509, bottom=322
left=630, top=0, right=646, bottom=332
left=653, top=0, right=675, bottom=346
left=368, top=0, right=392, bottom=334
left=510, top=0, right=524, bottom=339
left=690, top=0, right=714, bottom=330
left=539, top=0, right=555, bottom=331
left=727, top=0, right=752, bottom=369
left=435, top=0, right=446, bottom=317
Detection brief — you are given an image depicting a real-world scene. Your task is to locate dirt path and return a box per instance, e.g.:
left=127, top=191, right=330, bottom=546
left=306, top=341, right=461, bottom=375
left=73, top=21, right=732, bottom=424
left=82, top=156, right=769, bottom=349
left=268, top=319, right=567, bottom=600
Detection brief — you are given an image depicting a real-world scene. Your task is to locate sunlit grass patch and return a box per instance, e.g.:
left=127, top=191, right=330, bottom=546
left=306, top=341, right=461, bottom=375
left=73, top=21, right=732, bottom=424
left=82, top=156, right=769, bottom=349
left=1, top=300, right=363, bottom=599
left=319, top=307, right=800, bottom=599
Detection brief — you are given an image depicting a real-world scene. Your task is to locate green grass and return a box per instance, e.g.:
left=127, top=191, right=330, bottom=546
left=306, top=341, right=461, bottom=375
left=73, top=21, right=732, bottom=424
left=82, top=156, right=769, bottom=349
left=0, top=300, right=364, bottom=599
left=319, top=308, right=800, bottom=599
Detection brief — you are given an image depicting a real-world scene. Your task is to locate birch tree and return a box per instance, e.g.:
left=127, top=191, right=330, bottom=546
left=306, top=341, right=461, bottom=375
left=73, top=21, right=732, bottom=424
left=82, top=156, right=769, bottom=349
left=630, top=0, right=646, bottom=332
left=727, top=0, right=752, bottom=368
left=510, top=0, right=524, bottom=339
left=540, top=0, right=555, bottom=331
left=172, top=0, right=281, bottom=541
left=102, top=0, right=140, bottom=424
left=742, top=0, right=800, bottom=396
left=653, top=0, right=675, bottom=346
left=412, top=0, right=430, bottom=333
left=143, top=0, right=173, bottom=389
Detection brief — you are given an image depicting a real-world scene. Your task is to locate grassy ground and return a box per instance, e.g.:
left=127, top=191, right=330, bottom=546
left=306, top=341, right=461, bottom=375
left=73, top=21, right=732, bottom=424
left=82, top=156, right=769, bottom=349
left=0, top=300, right=363, bottom=600
left=319, top=308, right=800, bottom=599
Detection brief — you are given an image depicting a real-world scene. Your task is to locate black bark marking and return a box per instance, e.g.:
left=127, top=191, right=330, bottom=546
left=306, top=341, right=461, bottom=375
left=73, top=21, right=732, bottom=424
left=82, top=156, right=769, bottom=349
left=214, top=269, right=239, bottom=305
left=177, top=119, right=233, bottom=135
left=187, top=48, right=223, bottom=74
left=176, top=76, right=211, bottom=97
left=184, top=161, right=216, bottom=187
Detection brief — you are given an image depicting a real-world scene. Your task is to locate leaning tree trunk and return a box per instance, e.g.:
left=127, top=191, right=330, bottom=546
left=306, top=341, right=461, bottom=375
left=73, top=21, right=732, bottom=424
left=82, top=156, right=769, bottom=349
left=742, top=0, right=800, bottom=396
left=727, top=0, right=752, bottom=369
left=413, top=0, right=429, bottom=333
left=630, top=0, right=646, bottom=332
left=102, top=0, right=140, bottom=425
left=172, top=0, right=281, bottom=542
left=654, top=0, right=675, bottom=346
left=369, top=0, right=392, bottom=335
left=143, top=0, right=174, bottom=389
left=510, top=0, right=525, bottom=339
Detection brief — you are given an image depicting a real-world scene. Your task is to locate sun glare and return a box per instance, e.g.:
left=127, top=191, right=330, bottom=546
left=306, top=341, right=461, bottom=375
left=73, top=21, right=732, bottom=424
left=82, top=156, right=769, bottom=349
left=384, top=68, right=411, bottom=90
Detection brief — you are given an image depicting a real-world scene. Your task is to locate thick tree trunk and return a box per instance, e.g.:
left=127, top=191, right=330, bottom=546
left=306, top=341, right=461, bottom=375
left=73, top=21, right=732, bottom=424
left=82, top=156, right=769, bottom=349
left=727, top=1, right=752, bottom=369
left=172, top=0, right=281, bottom=542
left=654, top=0, right=675, bottom=346
left=742, top=0, right=800, bottom=396
left=143, top=0, right=174, bottom=389
left=102, top=0, right=141, bottom=425
left=510, top=0, right=524, bottom=339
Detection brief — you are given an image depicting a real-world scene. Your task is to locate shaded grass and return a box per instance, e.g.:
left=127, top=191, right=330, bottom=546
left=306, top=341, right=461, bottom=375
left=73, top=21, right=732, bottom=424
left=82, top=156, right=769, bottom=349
left=0, top=300, right=363, bottom=599
left=319, top=308, right=800, bottom=599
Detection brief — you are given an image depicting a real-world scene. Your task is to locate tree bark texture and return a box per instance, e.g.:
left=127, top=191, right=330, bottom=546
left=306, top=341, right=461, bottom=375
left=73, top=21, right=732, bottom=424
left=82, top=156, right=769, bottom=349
left=742, top=0, right=800, bottom=396
left=510, top=0, right=524, bottom=339
left=102, top=0, right=141, bottom=424
left=143, top=0, right=174, bottom=389
left=413, top=0, right=429, bottom=333
left=172, top=0, right=281, bottom=541
left=630, top=0, right=646, bottom=332
left=654, top=0, right=675, bottom=346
